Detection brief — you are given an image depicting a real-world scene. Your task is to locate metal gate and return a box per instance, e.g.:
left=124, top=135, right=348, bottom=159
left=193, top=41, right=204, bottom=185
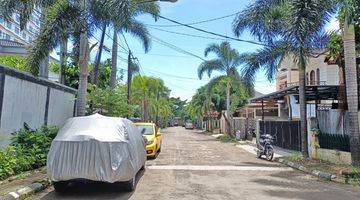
left=259, top=121, right=301, bottom=151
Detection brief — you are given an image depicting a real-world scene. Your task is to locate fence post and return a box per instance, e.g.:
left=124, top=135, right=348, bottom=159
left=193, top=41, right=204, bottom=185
left=44, top=87, right=51, bottom=126
left=0, top=73, right=5, bottom=128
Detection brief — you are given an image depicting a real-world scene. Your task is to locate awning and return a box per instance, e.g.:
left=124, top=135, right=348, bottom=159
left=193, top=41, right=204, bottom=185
left=250, top=85, right=340, bottom=103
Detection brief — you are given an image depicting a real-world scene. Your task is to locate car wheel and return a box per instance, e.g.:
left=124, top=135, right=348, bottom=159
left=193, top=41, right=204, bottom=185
left=124, top=176, right=136, bottom=192
left=53, top=181, right=69, bottom=193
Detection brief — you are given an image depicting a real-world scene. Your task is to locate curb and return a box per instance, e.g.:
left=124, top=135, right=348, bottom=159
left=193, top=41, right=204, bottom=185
left=0, top=179, right=50, bottom=200
left=275, top=158, right=336, bottom=180
left=274, top=158, right=359, bottom=186
left=0, top=167, right=46, bottom=186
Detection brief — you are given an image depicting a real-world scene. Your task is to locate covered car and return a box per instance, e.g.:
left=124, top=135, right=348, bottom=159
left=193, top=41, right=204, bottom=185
left=47, top=114, right=146, bottom=192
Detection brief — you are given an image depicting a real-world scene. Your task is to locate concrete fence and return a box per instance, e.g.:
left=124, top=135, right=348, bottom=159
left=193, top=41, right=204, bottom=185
left=0, top=65, right=76, bottom=145
left=220, top=115, right=258, bottom=138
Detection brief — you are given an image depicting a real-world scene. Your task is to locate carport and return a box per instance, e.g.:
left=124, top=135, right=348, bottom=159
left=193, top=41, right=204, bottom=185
left=249, top=85, right=340, bottom=120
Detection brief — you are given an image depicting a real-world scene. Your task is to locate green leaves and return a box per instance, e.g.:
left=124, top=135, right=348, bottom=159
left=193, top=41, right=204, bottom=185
left=0, top=55, right=31, bottom=73
left=87, top=85, right=133, bottom=117
left=0, top=126, right=58, bottom=180
left=131, top=75, right=172, bottom=123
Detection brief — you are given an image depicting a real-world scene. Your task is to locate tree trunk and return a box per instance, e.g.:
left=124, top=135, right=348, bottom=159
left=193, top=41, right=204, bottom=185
left=338, top=63, right=348, bottom=109
left=343, top=23, right=360, bottom=166
left=299, top=67, right=308, bottom=157
left=39, top=57, right=49, bottom=78
left=110, top=26, right=119, bottom=88
left=94, top=24, right=106, bottom=86
left=76, top=0, right=89, bottom=117
left=59, top=37, right=68, bottom=84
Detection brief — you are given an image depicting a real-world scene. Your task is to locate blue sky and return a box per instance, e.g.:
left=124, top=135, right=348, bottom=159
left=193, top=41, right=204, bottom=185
left=88, top=0, right=337, bottom=101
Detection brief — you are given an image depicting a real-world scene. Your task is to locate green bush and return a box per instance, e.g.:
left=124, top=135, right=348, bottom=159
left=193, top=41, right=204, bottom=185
left=282, top=152, right=303, bottom=162
left=0, top=126, right=58, bottom=180
left=217, top=134, right=236, bottom=143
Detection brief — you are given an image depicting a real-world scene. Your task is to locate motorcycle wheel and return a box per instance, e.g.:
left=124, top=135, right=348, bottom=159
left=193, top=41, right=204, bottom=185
left=265, top=147, right=274, bottom=161
left=256, top=150, right=262, bottom=158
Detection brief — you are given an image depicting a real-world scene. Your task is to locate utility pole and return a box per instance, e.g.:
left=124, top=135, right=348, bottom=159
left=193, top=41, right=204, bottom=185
left=127, top=51, right=132, bottom=104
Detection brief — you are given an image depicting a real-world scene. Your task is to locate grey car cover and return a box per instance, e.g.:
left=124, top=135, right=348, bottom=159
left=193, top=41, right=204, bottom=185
left=47, top=114, right=146, bottom=183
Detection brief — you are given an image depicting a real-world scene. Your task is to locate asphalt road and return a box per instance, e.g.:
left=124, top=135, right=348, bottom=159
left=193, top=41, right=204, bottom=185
left=31, top=127, right=360, bottom=200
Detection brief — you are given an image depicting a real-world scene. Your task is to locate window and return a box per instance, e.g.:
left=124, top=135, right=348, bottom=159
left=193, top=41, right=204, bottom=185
left=0, top=17, right=4, bottom=24
left=15, top=27, right=20, bottom=34
left=5, top=34, right=11, bottom=40
left=22, top=32, right=26, bottom=39
left=0, top=30, right=3, bottom=39
left=15, top=14, right=20, bottom=23
left=28, top=25, right=33, bottom=33
left=6, top=21, right=12, bottom=29
left=310, top=70, right=316, bottom=85
left=28, top=37, right=32, bottom=42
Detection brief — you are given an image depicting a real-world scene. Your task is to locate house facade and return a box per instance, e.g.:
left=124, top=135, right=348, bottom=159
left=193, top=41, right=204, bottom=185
left=277, top=54, right=340, bottom=90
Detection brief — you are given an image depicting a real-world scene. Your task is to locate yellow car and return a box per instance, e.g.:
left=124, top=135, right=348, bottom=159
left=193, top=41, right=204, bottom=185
left=135, top=122, right=163, bottom=158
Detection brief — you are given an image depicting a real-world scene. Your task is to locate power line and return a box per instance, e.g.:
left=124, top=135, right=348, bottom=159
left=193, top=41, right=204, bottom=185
left=150, top=35, right=205, bottom=61
left=151, top=13, right=268, bottom=47
left=141, top=67, right=209, bottom=81
left=146, top=11, right=241, bottom=27
left=148, top=27, right=227, bottom=41
left=96, top=25, right=129, bottom=53
left=121, top=32, right=131, bottom=52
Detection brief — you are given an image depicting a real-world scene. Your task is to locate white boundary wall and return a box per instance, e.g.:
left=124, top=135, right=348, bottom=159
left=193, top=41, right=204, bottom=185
left=0, top=65, right=76, bottom=145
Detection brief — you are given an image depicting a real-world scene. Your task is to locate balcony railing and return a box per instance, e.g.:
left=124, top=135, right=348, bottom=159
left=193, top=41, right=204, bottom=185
left=279, top=81, right=327, bottom=89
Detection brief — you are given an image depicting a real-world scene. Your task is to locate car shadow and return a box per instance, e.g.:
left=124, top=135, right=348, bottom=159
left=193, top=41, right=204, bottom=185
left=39, top=169, right=145, bottom=200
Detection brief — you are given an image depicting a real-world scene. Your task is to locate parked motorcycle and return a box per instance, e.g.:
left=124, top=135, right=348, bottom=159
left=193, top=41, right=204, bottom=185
left=256, top=134, right=275, bottom=161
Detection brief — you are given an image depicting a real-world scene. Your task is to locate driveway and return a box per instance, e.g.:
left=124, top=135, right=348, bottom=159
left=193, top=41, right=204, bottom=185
left=31, top=127, right=360, bottom=200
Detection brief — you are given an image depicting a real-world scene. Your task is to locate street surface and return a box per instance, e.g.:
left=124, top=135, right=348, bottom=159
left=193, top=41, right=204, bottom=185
left=31, top=127, right=360, bottom=200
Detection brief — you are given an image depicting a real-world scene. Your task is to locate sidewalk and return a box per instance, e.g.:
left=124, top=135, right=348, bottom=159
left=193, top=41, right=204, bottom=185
left=209, top=133, right=294, bottom=158
left=236, top=142, right=294, bottom=158
left=0, top=167, right=48, bottom=199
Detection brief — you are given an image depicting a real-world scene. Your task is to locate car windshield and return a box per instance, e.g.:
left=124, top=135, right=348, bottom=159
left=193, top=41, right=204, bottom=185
left=136, top=125, right=154, bottom=135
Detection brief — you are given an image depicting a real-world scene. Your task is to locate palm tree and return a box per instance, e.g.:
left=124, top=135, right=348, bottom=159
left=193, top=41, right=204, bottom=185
left=198, top=41, right=246, bottom=135
left=131, top=75, right=169, bottom=121
left=1, top=0, right=129, bottom=116
left=340, top=0, right=360, bottom=165
left=233, top=0, right=334, bottom=156
left=109, top=0, right=160, bottom=88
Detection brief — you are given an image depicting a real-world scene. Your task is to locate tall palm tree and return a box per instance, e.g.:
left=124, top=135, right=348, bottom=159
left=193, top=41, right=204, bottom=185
left=233, top=0, right=334, bottom=156
left=198, top=41, right=246, bottom=135
left=109, top=0, right=160, bottom=88
left=1, top=0, right=129, bottom=116
left=340, top=0, right=360, bottom=165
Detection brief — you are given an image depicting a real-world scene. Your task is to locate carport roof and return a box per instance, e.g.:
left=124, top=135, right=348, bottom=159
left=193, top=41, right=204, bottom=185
left=250, top=85, right=340, bottom=103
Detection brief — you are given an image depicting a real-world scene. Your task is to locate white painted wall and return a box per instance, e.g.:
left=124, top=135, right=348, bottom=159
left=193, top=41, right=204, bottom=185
left=0, top=73, right=76, bottom=145
left=1, top=76, right=47, bottom=139
left=47, top=89, right=75, bottom=127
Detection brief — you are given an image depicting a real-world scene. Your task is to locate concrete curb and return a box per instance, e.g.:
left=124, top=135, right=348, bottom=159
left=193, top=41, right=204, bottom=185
left=0, top=179, right=50, bottom=200
left=274, top=158, right=359, bottom=187
left=275, top=158, right=336, bottom=181
left=0, top=167, right=46, bottom=186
